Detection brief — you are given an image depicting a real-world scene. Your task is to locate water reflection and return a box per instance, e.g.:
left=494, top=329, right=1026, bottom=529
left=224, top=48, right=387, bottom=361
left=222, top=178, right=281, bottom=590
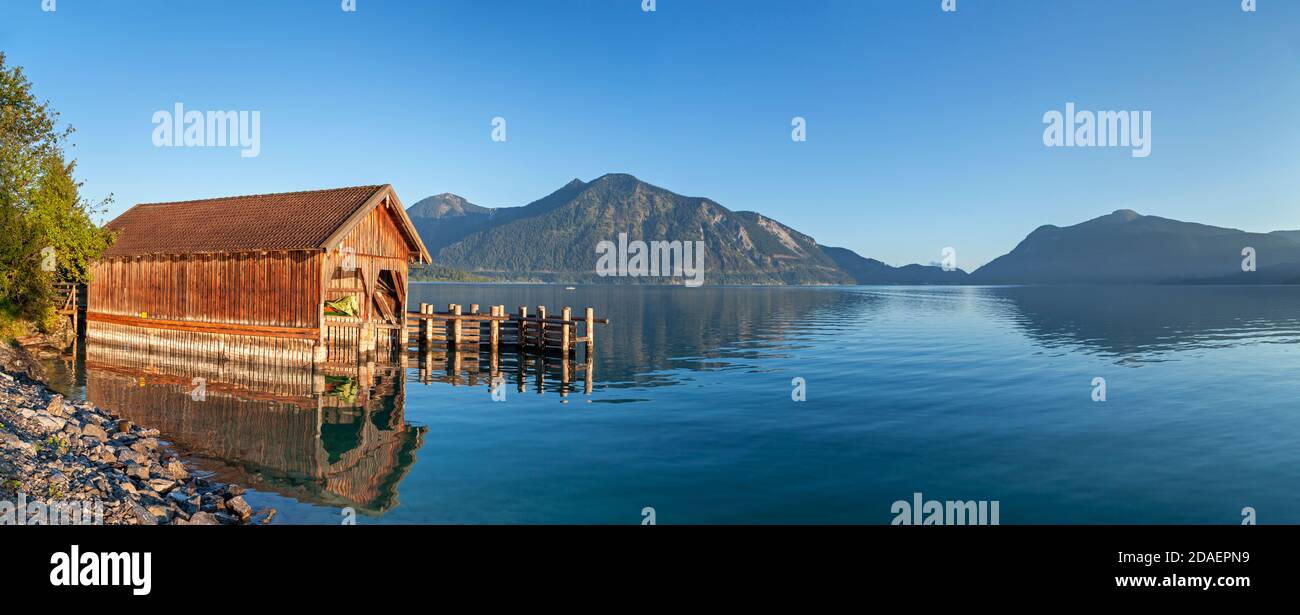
left=414, top=347, right=594, bottom=399
left=80, top=342, right=426, bottom=515
left=409, top=284, right=876, bottom=388
left=989, top=285, right=1300, bottom=362
left=57, top=337, right=604, bottom=515
left=38, top=284, right=1300, bottom=524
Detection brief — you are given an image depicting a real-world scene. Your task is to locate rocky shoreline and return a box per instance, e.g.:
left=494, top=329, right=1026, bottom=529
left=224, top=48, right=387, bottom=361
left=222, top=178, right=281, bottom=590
left=0, top=345, right=275, bottom=525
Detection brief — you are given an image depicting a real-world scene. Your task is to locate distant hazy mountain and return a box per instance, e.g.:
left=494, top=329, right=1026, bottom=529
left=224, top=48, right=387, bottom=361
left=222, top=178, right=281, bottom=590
left=970, top=209, right=1300, bottom=284
left=1270, top=230, right=1300, bottom=245
left=409, top=180, right=1300, bottom=286
left=406, top=193, right=496, bottom=255
left=414, top=174, right=855, bottom=284
left=822, top=246, right=969, bottom=284
left=407, top=193, right=492, bottom=218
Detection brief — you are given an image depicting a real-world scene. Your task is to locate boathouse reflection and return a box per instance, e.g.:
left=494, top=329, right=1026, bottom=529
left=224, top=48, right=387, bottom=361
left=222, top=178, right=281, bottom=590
left=83, top=342, right=425, bottom=515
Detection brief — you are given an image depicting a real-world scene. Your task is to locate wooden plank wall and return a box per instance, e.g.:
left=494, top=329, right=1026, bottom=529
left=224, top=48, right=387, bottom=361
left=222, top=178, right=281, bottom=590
left=322, top=203, right=413, bottom=324
left=87, top=250, right=322, bottom=329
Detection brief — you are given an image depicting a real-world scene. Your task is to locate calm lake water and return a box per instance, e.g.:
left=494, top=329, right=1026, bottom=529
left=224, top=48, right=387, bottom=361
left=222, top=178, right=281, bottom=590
left=43, top=284, right=1300, bottom=524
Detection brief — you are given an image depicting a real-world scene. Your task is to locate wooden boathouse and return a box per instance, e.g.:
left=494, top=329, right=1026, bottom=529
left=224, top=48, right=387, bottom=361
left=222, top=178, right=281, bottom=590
left=87, top=185, right=431, bottom=365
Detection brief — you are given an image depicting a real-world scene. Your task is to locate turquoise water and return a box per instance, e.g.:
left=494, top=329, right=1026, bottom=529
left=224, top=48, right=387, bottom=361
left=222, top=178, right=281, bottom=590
left=46, top=285, right=1300, bottom=523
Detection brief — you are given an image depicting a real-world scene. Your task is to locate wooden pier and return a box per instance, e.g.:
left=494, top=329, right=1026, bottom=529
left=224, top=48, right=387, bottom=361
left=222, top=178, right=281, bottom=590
left=406, top=303, right=608, bottom=360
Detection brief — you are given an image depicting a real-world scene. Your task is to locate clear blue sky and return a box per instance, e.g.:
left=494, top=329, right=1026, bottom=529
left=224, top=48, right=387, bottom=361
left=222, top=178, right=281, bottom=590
left=2, top=0, right=1297, bottom=269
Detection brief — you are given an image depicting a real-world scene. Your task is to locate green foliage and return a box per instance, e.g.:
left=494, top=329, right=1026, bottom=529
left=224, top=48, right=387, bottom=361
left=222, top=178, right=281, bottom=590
left=0, top=52, right=113, bottom=329
left=46, top=434, right=68, bottom=455
left=409, top=264, right=502, bottom=282
left=0, top=302, right=36, bottom=340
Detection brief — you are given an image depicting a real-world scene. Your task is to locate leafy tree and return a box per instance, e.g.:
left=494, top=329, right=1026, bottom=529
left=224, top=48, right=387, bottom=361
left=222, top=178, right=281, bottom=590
left=0, top=52, right=112, bottom=327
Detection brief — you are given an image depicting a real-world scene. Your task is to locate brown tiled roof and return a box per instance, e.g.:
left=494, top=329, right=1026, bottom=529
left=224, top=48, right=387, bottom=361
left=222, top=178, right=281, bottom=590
left=103, top=185, right=390, bottom=257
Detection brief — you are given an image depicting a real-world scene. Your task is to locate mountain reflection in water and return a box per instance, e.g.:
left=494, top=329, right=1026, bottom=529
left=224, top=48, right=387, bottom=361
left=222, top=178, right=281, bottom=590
left=39, top=284, right=1300, bottom=523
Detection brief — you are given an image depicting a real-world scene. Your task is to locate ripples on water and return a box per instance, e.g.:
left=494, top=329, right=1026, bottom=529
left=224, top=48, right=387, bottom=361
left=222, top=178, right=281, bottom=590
left=43, top=285, right=1300, bottom=524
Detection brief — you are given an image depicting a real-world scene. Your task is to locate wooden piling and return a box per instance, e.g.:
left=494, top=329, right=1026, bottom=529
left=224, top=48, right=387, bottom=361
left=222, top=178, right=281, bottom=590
left=490, top=305, right=501, bottom=353
left=419, top=303, right=430, bottom=345
left=536, top=306, right=547, bottom=353
left=561, top=307, right=572, bottom=361
left=517, top=306, right=528, bottom=349
left=450, top=304, right=462, bottom=346
left=584, top=307, right=595, bottom=359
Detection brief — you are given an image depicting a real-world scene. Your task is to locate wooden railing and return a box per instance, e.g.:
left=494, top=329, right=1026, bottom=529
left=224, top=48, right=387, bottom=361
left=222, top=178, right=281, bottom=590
left=52, top=282, right=84, bottom=314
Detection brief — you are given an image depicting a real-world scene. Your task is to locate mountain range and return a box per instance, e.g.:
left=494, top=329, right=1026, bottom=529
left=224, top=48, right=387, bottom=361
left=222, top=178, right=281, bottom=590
left=407, top=173, right=1300, bottom=285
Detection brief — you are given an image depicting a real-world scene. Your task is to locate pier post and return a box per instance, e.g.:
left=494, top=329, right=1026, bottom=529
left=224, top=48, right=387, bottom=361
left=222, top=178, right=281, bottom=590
left=561, top=307, right=572, bottom=362
left=585, top=307, right=595, bottom=360
left=418, top=303, right=428, bottom=347
left=400, top=305, right=411, bottom=349
left=536, top=306, right=547, bottom=353
left=518, top=306, right=528, bottom=348
left=450, top=304, right=462, bottom=347
left=490, top=305, right=501, bottom=353
left=489, top=309, right=501, bottom=383
left=470, top=304, right=480, bottom=346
